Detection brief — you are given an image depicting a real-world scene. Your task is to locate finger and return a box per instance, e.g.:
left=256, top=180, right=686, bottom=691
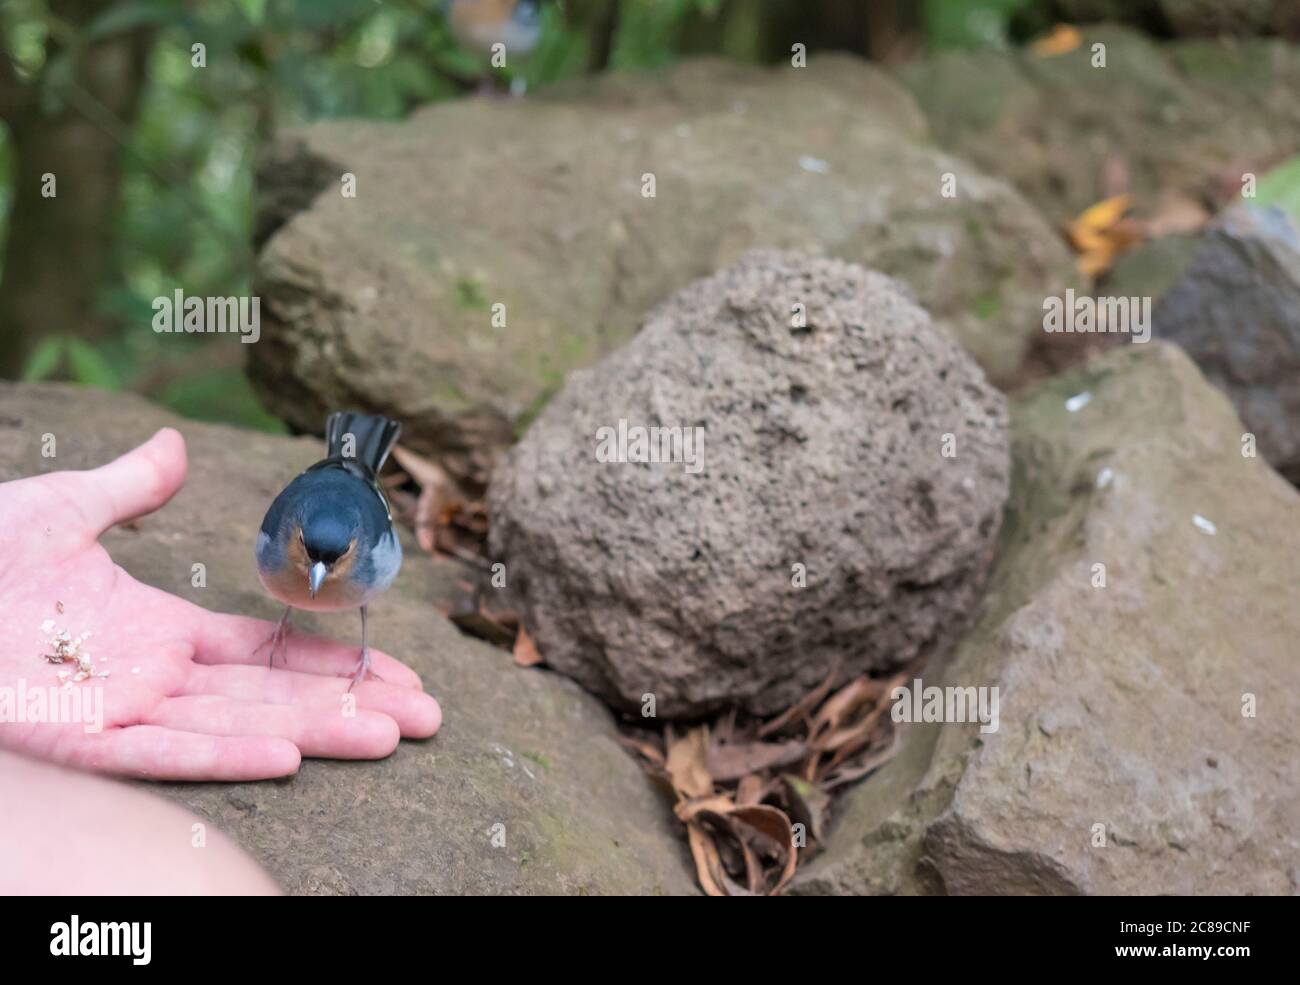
left=56, top=428, right=188, bottom=540
left=191, top=611, right=424, bottom=690
left=148, top=695, right=402, bottom=760
left=60, top=725, right=300, bottom=781
left=182, top=663, right=441, bottom=739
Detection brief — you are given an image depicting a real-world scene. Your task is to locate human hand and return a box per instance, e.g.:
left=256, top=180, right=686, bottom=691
left=0, top=428, right=441, bottom=780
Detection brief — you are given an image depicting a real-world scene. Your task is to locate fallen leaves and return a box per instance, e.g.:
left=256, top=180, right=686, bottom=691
left=1068, top=186, right=1213, bottom=279
left=1069, top=194, right=1141, bottom=278
left=620, top=664, right=906, bottom=896
left=1030, top=23, right=1081, bottom=58
left=444, top=585, right=518, bottom=647
left=386, top=444, right=491, bottom=565
left=512, top=625, right=544, bottom=667
left=390, top=443, right=540, bottom=658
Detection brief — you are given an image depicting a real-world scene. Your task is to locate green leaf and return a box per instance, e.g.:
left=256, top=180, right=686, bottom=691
left=21, top=336, right=65, bottom=382
left=65, top=339, right=121, bottom=389
left=1254, top=155, right=1300, bottom=226
left=237, top=0, right=267, bottom=26
left=85, top=2, right=181, bottom=40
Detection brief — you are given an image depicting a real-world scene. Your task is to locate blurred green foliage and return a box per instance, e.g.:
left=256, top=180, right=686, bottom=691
left=1255, top=153, right=1300, bottom=224
left=0, top=0, right=1053, bottom=432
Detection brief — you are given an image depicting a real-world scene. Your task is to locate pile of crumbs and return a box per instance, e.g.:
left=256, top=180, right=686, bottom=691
left=40, top=618, right=108, bottom=685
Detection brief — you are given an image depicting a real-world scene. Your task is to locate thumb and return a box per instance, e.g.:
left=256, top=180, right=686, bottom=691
left=71, top=427, right=189, bottom=539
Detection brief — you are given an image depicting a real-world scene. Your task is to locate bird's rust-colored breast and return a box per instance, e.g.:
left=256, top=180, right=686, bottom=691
left=260, top=524, right=365, bottom=612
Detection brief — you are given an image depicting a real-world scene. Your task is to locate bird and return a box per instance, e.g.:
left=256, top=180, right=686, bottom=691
left=445, top=0, right=547, bottom=94
left=255, top=411, right=404, bottom=690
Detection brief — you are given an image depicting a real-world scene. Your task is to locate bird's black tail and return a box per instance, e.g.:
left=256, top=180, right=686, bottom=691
left=325, top=411, right=401, bottom=473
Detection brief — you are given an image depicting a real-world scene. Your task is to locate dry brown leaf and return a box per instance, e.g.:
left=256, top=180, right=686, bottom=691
left=820, top=708, right=889, bottom=774
left=707, top=739, right=807, bottom=782
left=390, top=444, right=454, bottom=553
left=675, top=792, right=735, bottom=823
left=665, top=726, right=713, bottom=800
left=619, top=665, right=911, bottom=895
left=819, top=731, right=902, bottom=791
left=818, top=706, right=886, bottom=756
left=735, top=773, right=767, bottom=806
left=512, top=626, right=543, bottom=667
left=809, top=675, right=877, bottom=742
left=686, top=821, right=730, bottom=897
left=1030, top=23, right=1081, bottom=57
left=616, top=734, right=665, bottom=768
left=758, top=658, right=841, bottom=738
left=728, top=805, right=798, bottom=895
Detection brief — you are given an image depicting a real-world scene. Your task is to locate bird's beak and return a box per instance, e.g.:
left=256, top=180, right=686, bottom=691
left=308, top=561, right=329, bottom=598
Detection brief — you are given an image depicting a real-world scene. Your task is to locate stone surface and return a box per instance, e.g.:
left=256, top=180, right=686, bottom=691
left=895, top=25, right=1300, bottom=229
left=792, top=342, right=1300, bottom=895
left=1100, top=231, right=1202, bottom=303
left=250, top=55, right=1072, bottom=482
left=488, top=251, right=1010, bottom=720
left=0, top=383, right=695, bottom=896
left=1153, top=205, right=1300, bottom=483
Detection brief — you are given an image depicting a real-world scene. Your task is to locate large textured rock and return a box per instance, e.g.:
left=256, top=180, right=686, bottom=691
left=896, top=26, right=1300, bottom=229
left=793, top=342, right=1300, bottom=895
left=1153, top=204, right=1300, bottom=483
left=489, top=252, right=1011, bottom=719
left=0, top=383, right=695, bottom=896
left=251, top=56, right=1072, bottom=482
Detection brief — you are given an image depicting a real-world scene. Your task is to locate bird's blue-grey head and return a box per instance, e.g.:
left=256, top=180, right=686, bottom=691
left=256, top=411, right=404, bottom=610
left=299, top=497, right=361, bottom=597
left=257, top=468, right=374, bottom=602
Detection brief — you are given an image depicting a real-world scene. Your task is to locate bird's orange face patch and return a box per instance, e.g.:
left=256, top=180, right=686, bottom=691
left=451, top=0, right=517, bottom=32
left=274, top=523, right=359, bottom=610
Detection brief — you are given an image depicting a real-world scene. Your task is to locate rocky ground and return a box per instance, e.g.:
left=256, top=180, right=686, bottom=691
left=794, top=342, right=1300, bottom=895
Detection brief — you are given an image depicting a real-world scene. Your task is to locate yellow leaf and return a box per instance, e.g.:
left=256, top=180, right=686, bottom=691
left=1031, top=23, right=1082, bottom=58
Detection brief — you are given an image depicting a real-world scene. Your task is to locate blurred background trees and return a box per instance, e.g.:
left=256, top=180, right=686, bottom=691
left=1, top=0, right=1295, bottom=428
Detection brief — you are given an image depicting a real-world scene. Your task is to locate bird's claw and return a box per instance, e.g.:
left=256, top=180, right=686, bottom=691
left=253, top=614, right=291, bottom=668
left=347, top=647, right=384, bottom=691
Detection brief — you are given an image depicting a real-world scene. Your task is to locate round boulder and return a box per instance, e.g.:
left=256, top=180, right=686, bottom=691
left=488, top=250, right=1010, bottom=718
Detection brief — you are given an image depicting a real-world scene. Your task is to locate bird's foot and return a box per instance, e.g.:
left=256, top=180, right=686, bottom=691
left=347, top=647, right=385, bottom=691
left=253, top=616, right=291, bottom=668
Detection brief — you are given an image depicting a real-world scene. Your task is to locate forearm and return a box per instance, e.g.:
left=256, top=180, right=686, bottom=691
left=0, top=750, right=280, bottom=895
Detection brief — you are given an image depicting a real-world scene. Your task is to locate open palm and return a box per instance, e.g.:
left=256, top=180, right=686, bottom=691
left=0, top=428, right=441, bottom=780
